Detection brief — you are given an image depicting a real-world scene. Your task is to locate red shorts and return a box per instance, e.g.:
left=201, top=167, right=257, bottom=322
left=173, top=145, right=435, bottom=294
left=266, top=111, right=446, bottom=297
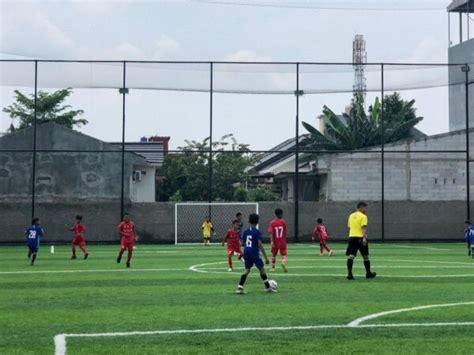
left=227, top=245, right=242, bottom=256
left=121, top=237, right=135, bottom=250
left=319, top=237, right=328, bottom=245
left=72, top=236, right=86, bottom=246
left=271, top=243, right=287, bottom=257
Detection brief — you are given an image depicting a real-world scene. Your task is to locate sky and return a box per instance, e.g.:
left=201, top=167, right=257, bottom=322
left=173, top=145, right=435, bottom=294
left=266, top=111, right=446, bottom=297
left=0, top=0, right=470, bottom=150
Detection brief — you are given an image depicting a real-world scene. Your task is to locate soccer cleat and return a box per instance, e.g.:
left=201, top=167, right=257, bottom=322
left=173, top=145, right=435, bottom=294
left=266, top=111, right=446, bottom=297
left=366, top=272, right=377, bottom=279
left=319, top=253, right=324, bottom=256
left=265, top=287, right=277, bottom=293
left=30, top=262, right=34, bottom=266
left=116, top=256, right=122, bottom=264
left=228, top=268, right=233, bottom=272
left=126, top=262, right=131, bottom=268
left=329, top=250, right=334, bottom=256
left=84, top=253, right=89, bottom=260
left=71, top=255, right=77, bottom=260
left=235, top=286, right=246, bottom=295
left=271, top=267, right=276, bottom=272
left=347, top=274, right=355, bottom=280
left=281, top=264, right=288, bottom=273
left=27, top=253, right=31, bottom=259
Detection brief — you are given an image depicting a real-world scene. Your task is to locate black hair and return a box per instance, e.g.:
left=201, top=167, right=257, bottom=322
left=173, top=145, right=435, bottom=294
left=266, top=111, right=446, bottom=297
left=275, top=208, right=283, bottom=217
left=232, top=219, right=240, bottom=225
left=75, top=215, right=83, bottom=221
left=466, top=220, right=471, bottom=224
left=317, top=218, right=323, bottom=224
left=236, top=212, right=242, bottom=217
left=357, top=201, right=368, bottom=209
left=32, top=217, right=39, bottom=225
left=249, top=213, right=259, bottom=225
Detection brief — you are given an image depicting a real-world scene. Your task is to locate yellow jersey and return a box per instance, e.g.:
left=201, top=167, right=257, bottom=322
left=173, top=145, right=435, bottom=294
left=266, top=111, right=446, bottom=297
left=348, top=211, right=368, bottom=238
left=202, top=221, right=213, bottom=237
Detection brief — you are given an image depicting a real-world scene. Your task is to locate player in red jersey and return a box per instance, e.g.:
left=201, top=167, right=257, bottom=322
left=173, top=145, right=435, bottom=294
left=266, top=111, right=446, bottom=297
left=223, top=219, right=243, bottom=272
left=313, top=218, right=334, bottom=256
left=66, top=215, right=89, bottom=260
left=268, top=208, right=288, bottom=273
left=116, top=213, right=137, bottom=268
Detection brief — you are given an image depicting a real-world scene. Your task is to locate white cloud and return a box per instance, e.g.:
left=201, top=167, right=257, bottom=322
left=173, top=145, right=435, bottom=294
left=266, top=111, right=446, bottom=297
left=223, top=49, right=271, bottom=62
left=152, top=34, right=181, bottom=60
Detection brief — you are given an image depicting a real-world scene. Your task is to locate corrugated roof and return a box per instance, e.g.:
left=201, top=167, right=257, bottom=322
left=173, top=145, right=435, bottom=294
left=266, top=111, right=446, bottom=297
left=447, top=0, right=474, bottom=12
left=110, top=142, right=164, bottom=166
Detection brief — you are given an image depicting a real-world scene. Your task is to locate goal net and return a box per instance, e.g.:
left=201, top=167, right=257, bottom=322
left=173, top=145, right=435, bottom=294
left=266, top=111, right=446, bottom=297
left=174, top=202, right=259, bottom=244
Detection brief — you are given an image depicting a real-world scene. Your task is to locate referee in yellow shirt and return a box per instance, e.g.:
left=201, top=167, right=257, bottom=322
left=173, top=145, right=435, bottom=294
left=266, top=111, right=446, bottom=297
left=346, top=202, right=376, bottom=280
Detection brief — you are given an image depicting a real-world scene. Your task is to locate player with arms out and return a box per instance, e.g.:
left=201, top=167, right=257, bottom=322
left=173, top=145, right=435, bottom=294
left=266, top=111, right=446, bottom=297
left=313, top=218, right=334, bottom=256
left=268, top=208, right=288, bottom=273
left=222, top=219, right=243, bottom=272
left=346, top=202, right=376, bottom=280
left=202, top=216, right=214, bottom=246
left=26, top=217, right=44, bottom=266
left=236, top=213, right=275, bottom=294
left=116, top=213, right=137, bottom=268
left=66, top=215, right=89, bottom=260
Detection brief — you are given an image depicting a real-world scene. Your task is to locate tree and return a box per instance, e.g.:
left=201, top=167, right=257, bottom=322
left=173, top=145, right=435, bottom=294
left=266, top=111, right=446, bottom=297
left=156, top=134, right=259, bottom=202
left=301, top=93, right=423, bottom=152
left=3, top=88, right=87, bottom=132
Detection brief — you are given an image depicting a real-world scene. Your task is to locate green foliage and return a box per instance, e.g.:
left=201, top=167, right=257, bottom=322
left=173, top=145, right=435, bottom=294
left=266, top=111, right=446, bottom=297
left=302, top=93, right=423, bottom=152
left=157, top=134, right=259, bottom=202
left=3, top=88, right=87, bottom=132
left=233, top=187, right=248, bottom=202
left=247, top=186, right=279, bottom=202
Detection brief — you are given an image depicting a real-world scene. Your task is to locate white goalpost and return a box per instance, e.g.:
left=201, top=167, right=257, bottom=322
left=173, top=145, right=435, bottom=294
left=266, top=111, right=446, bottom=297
left=174, top=202, right=259, bottom=245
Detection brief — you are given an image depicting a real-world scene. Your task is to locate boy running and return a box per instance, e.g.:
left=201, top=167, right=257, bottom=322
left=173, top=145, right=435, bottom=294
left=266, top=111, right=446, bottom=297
left=66, top=215, right=89, bottom=260
left=117, top=213, right=137, bottom=268
left=313, top=218, right=334, bottom=256
left=346, top=202, right=376, bottom=280
left=26, top=217, right=44, bottom=266
left=236, top=213, right=274, bottom=294
left=268, top=208, right=288, bottom=273
left=223, top=219, right=243, bottom=272
left=465, top=221, right=474, bottom=256
left=202, top=216, right=214, bottom=246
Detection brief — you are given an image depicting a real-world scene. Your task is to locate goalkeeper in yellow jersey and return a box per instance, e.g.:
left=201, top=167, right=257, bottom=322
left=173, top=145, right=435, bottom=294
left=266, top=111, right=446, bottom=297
left=202, top=216, right=214, bottom=246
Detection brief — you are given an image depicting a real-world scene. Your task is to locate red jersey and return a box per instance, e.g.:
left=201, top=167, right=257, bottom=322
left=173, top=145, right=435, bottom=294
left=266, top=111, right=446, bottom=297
left=73, top=223, right=85, bottom=237
left=314, top=224, right=328, bottom=240
left=268, top=218, right=288, bottom=245
left=118, top=221, right=136, bottom=240
left=225, top=229, right=241, bottom=249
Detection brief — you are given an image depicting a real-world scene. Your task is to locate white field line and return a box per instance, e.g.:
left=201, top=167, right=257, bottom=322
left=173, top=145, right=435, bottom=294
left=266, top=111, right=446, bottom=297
left=0, top=268, right=186, bottom=275
left=385, top=245, right=451, bottom=251
left=54, top=301, right=474, bottom=355
left=199, top=265, right=469, bottom=270
left=348, top=302, right=474, bottom=327
left=189, top=261, right=474, bottom=278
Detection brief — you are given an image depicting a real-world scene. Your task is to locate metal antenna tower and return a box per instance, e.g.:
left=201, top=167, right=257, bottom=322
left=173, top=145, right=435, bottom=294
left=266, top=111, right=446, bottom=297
left=352, top=34, right=367, bottom=104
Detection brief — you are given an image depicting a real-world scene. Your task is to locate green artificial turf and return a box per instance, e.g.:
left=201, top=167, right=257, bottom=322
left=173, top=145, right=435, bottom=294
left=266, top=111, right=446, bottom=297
left=0, top=243, right=473, bottom=354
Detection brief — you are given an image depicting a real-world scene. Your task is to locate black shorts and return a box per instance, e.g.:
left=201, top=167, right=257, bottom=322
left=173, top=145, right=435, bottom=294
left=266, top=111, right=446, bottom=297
left=346, top=237, right=369, bottom=257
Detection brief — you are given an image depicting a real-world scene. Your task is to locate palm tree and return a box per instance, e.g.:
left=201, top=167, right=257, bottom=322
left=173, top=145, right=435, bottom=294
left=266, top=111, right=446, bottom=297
left=302, top=93, right=423, bottom=152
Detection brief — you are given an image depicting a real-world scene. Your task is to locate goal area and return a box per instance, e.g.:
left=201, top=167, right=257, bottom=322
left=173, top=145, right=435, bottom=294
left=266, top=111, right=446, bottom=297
left=174, top=202, right=259, bottom=244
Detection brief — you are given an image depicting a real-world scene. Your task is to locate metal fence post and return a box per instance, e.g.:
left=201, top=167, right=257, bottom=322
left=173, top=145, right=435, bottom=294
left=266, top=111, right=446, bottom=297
left=463, top=64, right=471, bottom=220
left=294, top=63, right=300, bottom=242
left=31, top=60, right=38, bottom=218
left=381, top=63, right=385, bottom=243
left=208, top=62, right=214, bottom=217
left=120, top=61, right=127, bottom=219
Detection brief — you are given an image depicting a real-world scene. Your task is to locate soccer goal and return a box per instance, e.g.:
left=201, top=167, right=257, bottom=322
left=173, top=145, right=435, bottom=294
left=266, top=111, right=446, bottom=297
left=174, top=202, right=259, bottom=245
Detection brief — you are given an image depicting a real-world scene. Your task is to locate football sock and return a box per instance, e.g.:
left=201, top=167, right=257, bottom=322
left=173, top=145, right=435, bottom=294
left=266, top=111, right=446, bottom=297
left=364, top=260, right=371, bottom=274
left=31, top=254, right=37, bottom=264
left=325, top=246, right=331, bottom=252
left=80, top=246, right=88, bottom=254
left=126, top=251, right=133, bottom=264
left=72, top=247, right=76, bottom=257
left=239, top=274, right=248, bottom=287
left=260, top=273, right=270, bottom=289
left=228, top=256, right=233, bottom=269
left=347, top=258, right=354, bottom=275
left=320, top=245, right=324, bottom=254
left=271, top=256, right=276, bottom=267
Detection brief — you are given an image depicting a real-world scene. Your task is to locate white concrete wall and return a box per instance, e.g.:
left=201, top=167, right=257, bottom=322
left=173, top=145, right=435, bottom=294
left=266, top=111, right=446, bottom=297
left=130, top=165, right=156, bottom=203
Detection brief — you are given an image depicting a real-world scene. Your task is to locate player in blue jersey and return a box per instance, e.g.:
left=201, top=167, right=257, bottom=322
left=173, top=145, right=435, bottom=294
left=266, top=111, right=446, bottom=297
left=465, top=221, right=474, bottom=256
left=26, top=217, right=44, bottom=266
left=236, top=213, right=275, bottom=294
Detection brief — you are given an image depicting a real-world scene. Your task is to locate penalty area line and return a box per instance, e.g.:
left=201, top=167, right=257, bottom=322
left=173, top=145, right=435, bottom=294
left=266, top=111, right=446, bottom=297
left=0, top=268, right=186, bottom=275
left=54, top=321, right=474, bottom=355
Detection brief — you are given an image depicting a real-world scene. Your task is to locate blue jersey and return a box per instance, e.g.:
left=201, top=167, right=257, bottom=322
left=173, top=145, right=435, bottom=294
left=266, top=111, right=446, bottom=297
left=26, top=225, right=43, bottom=249
left=465, top=225, right=474, bottom=244
left=241, top=227, right=262, bottom=255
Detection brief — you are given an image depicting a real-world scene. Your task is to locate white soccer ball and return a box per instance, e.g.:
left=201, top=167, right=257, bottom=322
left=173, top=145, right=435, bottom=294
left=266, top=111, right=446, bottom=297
left=269, top=279, right=278, bottom=290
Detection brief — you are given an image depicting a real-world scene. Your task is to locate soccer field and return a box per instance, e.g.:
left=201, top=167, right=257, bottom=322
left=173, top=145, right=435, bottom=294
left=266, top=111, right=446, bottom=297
left=1, top=243, right=473, bottom=354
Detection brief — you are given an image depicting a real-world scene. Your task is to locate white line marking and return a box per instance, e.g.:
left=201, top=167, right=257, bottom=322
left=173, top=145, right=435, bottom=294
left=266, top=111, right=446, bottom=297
left=199, top=265, right=469, bottom=270
left=348, top=302, right=474, bottom=327
left=386, top=245, right=451, bottom=251
left=0, top=268, right=185, bottom=275
left=54, top=321, right=474, bottom=355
